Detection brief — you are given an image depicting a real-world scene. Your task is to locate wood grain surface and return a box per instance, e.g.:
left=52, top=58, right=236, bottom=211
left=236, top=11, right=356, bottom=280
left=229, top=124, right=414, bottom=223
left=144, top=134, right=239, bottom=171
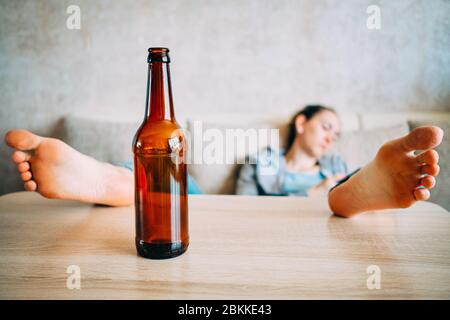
left=0, top=191, right=449, bottom=299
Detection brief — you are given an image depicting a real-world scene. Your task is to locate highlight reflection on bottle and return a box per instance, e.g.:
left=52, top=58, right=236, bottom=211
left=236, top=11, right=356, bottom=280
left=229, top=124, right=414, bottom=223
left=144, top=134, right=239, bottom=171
left=132, top=47, right=189, bottom=259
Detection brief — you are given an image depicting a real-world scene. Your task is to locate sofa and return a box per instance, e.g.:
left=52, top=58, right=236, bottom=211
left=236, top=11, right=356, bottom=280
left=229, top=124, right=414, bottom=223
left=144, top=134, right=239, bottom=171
left=2, top=111, right=449, bottom=212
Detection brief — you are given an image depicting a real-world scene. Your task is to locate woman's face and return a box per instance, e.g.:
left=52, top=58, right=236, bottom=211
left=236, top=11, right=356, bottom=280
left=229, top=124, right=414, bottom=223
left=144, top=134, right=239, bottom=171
left=296, top=110, right=341, bottom=159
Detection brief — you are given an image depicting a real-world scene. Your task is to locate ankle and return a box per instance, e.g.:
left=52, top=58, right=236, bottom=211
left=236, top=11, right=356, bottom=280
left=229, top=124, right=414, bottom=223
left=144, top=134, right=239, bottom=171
left=95, top=162, right=134, bottom=206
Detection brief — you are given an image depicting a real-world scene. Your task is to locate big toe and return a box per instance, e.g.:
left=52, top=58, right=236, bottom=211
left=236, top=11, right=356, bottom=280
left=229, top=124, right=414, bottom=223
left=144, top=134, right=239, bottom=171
left=5, top=129, right=43, bottom=151
left=399, top=126, right=444, bottom=152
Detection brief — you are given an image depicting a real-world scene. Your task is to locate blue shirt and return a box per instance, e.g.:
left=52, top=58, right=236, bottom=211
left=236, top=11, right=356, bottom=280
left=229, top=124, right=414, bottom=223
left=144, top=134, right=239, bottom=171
left=115, top=161, right=203, bottom=195
left=282, top=170, right=326, bottom=196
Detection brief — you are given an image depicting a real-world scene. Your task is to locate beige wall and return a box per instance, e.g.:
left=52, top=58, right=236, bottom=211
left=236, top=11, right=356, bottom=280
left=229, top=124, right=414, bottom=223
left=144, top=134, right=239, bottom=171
left=0, top=0, right=449, bottom=195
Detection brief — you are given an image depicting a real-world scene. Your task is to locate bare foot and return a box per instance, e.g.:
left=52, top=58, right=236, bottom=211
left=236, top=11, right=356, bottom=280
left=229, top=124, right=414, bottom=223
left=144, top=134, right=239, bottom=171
left=328, top=126, right=444, bottom=217
left=5, top=129, right=134, bottom=206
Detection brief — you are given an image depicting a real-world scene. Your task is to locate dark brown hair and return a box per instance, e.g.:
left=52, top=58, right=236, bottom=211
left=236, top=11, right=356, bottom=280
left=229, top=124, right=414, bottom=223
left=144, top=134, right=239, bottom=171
left=286, top=105, right=337, bottom=151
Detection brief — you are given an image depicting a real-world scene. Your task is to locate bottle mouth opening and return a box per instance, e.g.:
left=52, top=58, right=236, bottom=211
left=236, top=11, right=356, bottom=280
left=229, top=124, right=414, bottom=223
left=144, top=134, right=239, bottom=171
left=148, top=47, right=170, bottom=63
left=148, top=47, right=169, bottom=54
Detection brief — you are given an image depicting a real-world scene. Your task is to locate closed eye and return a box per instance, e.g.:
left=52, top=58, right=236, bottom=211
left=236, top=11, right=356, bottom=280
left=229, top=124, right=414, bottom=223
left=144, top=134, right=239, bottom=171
left=322, top=121, right=340, bottom=141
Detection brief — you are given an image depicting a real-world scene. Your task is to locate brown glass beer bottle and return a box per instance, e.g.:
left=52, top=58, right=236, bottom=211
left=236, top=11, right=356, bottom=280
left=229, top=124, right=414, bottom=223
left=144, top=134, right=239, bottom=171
left=132, top=47, right=189, bottom=259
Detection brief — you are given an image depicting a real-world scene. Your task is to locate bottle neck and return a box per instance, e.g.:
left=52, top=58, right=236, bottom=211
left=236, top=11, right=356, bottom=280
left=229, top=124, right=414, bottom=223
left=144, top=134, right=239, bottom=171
left=145, top=62, right=175, bottom=121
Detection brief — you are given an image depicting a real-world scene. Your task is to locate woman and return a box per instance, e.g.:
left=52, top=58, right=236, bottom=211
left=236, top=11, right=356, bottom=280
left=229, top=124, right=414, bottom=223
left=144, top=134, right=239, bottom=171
left=236, top=105, right=349, bottom=196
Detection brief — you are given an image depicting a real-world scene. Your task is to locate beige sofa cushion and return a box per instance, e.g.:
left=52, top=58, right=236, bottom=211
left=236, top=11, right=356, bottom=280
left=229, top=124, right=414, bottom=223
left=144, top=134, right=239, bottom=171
left=332, top=122, right=410, bottom=173
left=61, top=114, right=140, bottom=163
left=360, top=112, right=450, bottom=130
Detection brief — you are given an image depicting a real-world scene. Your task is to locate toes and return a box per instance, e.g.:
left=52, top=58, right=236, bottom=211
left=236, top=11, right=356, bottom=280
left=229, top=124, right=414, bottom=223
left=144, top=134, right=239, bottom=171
left=24, top=180, right=37, bottom=192
left=400, top=126, right=444, bottom=152
left=11, top=150, right=31, bottom=163
left=420, top=176, right=436, bottom=189
left=20, top=171, right=32, bottom=182
left=5, top=129, right=43, bottom=151
left=421, top=164, right=440, bottom=176
left=414, top=188, right=430, bottom=201
left=17, top=161, right=30, bottom=173
left=415, top=149, right=439, bottom=165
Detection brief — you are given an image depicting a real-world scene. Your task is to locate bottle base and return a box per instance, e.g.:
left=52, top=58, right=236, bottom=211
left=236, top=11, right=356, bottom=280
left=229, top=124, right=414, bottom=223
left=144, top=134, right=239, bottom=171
left=136, top=239, right=189, bottom=259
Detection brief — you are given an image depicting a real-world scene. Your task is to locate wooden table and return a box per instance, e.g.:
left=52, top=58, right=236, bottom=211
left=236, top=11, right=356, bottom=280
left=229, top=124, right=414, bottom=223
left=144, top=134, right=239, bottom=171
left=0, top=191, right=449, bottom=299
